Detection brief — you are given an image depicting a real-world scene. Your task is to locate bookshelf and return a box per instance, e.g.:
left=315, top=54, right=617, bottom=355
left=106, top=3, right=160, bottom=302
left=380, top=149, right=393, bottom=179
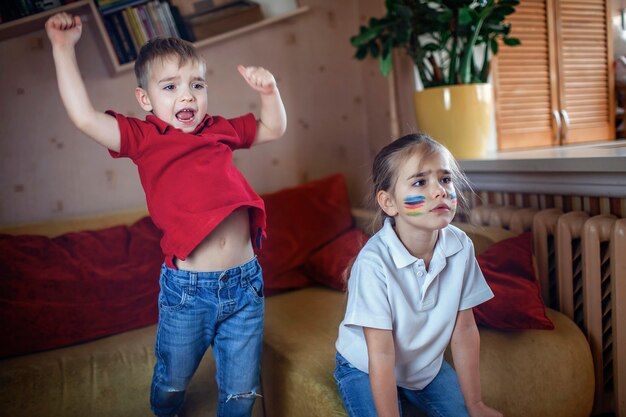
left=0, top=0, right=310, bottom=76
left=0, top=0, right=92, bottom=41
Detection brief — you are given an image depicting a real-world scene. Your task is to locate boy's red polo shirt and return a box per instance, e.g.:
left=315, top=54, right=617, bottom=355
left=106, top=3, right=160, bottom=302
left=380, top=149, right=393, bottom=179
left=107, top=110, right=266, bottom=268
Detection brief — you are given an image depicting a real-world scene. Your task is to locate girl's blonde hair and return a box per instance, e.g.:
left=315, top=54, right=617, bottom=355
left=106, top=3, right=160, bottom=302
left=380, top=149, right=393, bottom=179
left=369, top=132, right=472, bottom=230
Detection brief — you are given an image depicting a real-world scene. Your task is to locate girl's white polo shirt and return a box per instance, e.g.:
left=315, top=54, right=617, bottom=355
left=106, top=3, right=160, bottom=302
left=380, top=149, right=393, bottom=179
left=335, top=218, right=493, bottom=390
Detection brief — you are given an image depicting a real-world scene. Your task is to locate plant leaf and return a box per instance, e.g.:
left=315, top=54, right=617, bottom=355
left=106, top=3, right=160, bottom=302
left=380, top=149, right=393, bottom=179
left=351, top=24, right=388, bottom=47
left=499, top=0, right=520, bottom=5
left=379, top=52, right=393, bottom=77
left=355, top=44, right=369, bottom=60
left=490, top=37, right=499, bottom=54
left=497, top=5, right=516, bottom=16
left=458, top=7, right=473, bottom=25
left=370, top=42, right=380, bottom=58
left=503, top=36, right=521, bottom=46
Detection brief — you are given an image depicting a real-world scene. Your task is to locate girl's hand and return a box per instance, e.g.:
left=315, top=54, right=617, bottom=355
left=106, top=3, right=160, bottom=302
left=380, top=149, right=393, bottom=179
left=468, top=401, right=503, bottom=417
left=237, top=65, right=277, bottom=95
left=45, top=13, right=82, bottom=48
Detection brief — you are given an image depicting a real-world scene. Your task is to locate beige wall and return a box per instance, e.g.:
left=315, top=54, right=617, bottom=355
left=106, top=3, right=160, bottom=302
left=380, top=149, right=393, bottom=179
left=0, top=0, right=394, bottom=226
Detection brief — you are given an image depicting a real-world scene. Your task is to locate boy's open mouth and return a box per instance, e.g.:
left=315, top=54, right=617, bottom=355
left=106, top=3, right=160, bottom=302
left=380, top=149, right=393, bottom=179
left=176, top=109, right=196, bottom=122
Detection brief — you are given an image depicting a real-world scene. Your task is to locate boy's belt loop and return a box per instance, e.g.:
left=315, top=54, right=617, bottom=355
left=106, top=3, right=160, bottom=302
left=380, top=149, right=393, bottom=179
left=189, top=272, right=198, bottom=296
left=239, top=264, right=247, bottom=287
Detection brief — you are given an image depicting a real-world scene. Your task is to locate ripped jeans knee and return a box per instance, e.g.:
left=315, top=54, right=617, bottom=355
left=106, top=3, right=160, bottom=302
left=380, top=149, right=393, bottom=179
left=225, top=390, right=263, bottom=403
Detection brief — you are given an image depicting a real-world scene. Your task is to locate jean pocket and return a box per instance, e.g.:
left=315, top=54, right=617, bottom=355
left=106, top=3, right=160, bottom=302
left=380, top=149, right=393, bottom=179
left=244, top=262, right=264, bottom=303
left=159, top=274, right=188, bottom=312
left=334, top=353, right=359, bottom=381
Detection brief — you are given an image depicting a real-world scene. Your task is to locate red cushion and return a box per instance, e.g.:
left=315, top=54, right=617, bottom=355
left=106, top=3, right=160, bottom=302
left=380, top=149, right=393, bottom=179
left=0, top=217, right=163, bottom=358
left=263, top=269, right=316, bottom=297
left=303, top=228, right=369, bottom=291
left=0, top=174, right=353, bottom=356
left=257, top=174, right=353, bottom=291
left=473, top=232, right=554, bottom=330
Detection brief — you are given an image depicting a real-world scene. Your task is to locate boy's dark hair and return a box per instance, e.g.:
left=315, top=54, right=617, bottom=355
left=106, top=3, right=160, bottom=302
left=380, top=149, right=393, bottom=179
left=134, top=37, right=205, bottom=89
left=370, top=132, right=472, bottom=229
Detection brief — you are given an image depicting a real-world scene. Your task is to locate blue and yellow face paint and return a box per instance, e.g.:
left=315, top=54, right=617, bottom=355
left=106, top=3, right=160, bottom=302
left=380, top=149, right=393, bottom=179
left=450, top=191, right=458, bottom=212
left=403, top=195, right=426, bottom=216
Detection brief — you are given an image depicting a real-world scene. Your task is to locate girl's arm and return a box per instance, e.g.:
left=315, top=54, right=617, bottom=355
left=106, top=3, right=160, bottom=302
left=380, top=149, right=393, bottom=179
left=46, top=13, right=121, bottom=152
left=237, top=65, right=287, bottom=144
left=363, top=327, right=401, bottom=417
left=451, top=309, right=503, bottom=417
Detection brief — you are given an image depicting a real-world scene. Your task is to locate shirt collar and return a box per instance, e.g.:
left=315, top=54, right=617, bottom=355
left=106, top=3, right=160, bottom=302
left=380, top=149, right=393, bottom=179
left=145, top=113, right=214, bottom=134
left=380, top=217, right=463, bottom=269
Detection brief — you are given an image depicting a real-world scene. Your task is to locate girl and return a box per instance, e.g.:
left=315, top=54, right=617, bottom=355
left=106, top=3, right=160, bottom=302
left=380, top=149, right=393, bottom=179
left=334, top=133, right=502, bottom=417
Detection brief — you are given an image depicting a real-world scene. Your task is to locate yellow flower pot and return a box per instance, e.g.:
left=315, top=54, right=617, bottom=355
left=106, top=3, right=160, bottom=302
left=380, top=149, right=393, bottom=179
left=413, top=83, right=493, bottom=160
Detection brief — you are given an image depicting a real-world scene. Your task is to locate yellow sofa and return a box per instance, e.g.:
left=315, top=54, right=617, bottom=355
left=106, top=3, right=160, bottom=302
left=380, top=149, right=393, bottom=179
left=261, top=217, right=596, bottom=417
left=0, top=206, right=595, bottom=417
left=0, top=209, right=263, bottom=417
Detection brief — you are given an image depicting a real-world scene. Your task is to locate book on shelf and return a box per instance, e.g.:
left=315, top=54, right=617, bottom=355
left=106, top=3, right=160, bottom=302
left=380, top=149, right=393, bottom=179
left=120, top=8, right=140, bottom=52
left=127, top=7, right=148, bottom=46
left=136, top=5, right=155, bottom=39
left=131, top=7, right=148, bottom=44
left=112, top=12, right=137, bottom=60
left=97, top=0, right=191, bottom=64
left=0, top=0, right=62, bottom=23
left=146, top=2, right=164, bottom=36
left=159, top=2, right=179, bottom=38
left=34, top=0, right=62, bottom=12
left=168, top=4, right=191, bottom=40
left=102, top=14, right=128, bottom=63
left=98, top=0, right=145, bottom=16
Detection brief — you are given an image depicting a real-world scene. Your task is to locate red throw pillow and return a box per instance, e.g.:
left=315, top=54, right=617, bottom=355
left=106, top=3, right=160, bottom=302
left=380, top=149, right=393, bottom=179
left=473, top=232, right=554, bottom=330
left=0, top=217, right=163, bottom=358
left=263, top=269, right=316, bottom=297
left=257, top=174, right=353, bottom=292
left=303, top=228, right=369, bottom=291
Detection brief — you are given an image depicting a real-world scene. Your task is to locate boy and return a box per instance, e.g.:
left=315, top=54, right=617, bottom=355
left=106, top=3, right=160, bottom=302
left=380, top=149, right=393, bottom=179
left=46, top=12, right=286, bottom=417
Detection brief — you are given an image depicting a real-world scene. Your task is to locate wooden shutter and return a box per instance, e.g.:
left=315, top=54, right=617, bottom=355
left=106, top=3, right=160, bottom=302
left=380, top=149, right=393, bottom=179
left=494, top=0, right=559, bottom=150
left=494, top=0, right=614, bottom=150
left=554, top=0, right=614, bottom=144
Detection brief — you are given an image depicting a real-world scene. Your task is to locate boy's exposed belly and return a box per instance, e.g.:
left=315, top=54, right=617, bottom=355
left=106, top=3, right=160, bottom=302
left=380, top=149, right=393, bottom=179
left=174, top=207, right=255, bottom=272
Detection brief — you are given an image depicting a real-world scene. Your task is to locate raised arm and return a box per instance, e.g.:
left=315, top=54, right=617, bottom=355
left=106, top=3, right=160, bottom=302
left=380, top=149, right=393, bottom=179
left=451, top=309, right=503, bottom=417
left=363, top=327, right=401, bottom=417
left=46, top=13, right=120, bottom=152
left=237, top=65, right=287, bottom=145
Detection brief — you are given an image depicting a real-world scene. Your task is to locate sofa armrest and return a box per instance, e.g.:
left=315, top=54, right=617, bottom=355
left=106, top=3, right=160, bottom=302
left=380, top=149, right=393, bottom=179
left=351, top=207, right=376, bottom=235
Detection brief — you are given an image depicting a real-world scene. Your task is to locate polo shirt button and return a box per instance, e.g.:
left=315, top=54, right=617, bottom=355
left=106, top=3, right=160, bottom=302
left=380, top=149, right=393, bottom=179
left=417, top=271, right=423, bottom=277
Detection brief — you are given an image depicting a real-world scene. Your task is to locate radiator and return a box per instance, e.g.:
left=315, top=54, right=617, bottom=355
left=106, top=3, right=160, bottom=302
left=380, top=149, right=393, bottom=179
left=470, top=205, right=625, bottom=416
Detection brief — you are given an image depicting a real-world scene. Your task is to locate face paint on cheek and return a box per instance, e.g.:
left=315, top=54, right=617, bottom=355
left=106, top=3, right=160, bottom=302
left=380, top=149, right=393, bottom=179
left=403, top=196, right=426, bottom=216
left=449, top=191, right=458, bottom=213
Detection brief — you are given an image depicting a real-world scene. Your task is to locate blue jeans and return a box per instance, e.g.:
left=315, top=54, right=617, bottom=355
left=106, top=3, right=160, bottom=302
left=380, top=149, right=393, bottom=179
left=334, top=352, right=470, bottom=417
left=150, top=258, right=264, bottom=417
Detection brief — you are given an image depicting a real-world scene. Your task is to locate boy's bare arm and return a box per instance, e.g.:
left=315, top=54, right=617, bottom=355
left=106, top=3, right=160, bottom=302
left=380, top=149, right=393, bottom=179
left=237, top=65, right=287, bottom=145
left=46, top=13, right=121, bottom=152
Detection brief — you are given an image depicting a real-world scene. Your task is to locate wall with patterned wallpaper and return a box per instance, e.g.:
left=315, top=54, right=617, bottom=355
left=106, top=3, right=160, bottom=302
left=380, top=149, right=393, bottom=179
left=0, top=0, right=397, bottom=226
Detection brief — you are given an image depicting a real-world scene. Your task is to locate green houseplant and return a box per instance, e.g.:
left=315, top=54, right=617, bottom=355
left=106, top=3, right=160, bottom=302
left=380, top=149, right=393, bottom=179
left=351, top=0, right=520, bottom=87
left=351, top=0, right=520, bottom=159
